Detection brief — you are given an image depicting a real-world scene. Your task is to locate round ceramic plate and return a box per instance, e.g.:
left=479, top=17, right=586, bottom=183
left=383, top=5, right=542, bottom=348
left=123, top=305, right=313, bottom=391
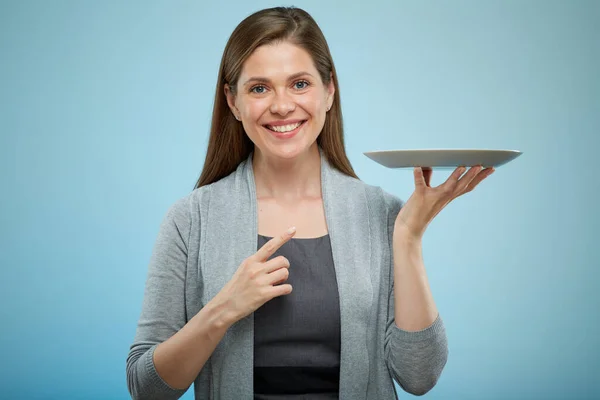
left=363, top=149, right=522, bottom=169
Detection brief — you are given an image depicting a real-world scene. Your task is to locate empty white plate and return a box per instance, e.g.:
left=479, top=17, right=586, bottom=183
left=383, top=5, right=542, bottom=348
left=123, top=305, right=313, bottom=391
left=363, top=149, right=522, bottom=169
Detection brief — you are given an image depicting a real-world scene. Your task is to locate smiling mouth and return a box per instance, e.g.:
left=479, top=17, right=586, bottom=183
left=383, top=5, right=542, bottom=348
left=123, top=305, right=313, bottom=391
left=264, top=121, right=306, bottom=133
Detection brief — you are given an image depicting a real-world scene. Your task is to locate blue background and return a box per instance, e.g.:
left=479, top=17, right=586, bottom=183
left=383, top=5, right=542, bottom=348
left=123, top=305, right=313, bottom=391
left=1, top=0, right=598, bottom=399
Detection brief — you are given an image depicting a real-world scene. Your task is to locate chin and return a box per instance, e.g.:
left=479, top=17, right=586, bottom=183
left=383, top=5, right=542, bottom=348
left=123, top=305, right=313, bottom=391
left=261, top=139, right=317, bottom=161
left=270, top=143, right=305, bottom=159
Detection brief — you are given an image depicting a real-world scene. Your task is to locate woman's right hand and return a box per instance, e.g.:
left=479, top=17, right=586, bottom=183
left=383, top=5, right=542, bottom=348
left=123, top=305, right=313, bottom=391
left=213, top=227, right=296, bottom=325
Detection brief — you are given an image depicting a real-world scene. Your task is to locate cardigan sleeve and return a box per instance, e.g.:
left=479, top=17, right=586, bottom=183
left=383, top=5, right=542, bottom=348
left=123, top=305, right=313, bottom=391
left=126, top=196, right=192, bottom=400
left=381, top=189, right=449, bottom=396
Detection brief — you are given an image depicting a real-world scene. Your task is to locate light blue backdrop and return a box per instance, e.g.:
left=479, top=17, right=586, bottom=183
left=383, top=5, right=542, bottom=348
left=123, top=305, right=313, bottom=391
left=1, top=0, right=598, bottom=399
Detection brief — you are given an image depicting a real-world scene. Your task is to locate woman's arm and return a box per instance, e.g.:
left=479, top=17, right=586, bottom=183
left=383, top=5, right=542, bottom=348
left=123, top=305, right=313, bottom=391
left=150, top=299, right=235, bottom=390
left=382, top=191, right=448, bottom=396
left=126, top=197, right=236, bottom=400
left=391, top=228, right=438, bottom=331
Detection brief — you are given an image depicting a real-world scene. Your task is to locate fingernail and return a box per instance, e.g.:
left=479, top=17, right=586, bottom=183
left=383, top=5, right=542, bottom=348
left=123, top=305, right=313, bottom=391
left=286, top=227, right=296, bottom=235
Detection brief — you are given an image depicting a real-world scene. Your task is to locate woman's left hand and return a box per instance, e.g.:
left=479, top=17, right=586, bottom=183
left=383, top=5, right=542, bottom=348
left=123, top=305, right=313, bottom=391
left=395, top=165, right=495, bottom=240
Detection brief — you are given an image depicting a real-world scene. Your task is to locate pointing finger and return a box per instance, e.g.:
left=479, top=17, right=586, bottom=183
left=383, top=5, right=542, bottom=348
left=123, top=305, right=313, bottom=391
left=253, top=227, right=296, bottom=261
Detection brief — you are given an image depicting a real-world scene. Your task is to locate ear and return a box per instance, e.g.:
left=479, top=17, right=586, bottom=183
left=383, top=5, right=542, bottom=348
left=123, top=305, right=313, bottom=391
left=326, top=72, right=335, bottom=110
left=224, top=84, right=240, bottom=119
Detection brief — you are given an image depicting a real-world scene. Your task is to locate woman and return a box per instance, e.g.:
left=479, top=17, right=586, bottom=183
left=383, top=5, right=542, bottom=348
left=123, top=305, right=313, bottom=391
left=126, top=6, right=494, bottom=400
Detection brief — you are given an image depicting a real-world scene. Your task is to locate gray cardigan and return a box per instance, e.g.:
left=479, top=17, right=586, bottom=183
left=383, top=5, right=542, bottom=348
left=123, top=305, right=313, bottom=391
left=126, top=150, right=448, bottom=399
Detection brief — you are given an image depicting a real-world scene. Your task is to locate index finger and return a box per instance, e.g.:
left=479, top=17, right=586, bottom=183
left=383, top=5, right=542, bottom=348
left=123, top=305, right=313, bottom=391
left=253, top=227, right=296, bottom=261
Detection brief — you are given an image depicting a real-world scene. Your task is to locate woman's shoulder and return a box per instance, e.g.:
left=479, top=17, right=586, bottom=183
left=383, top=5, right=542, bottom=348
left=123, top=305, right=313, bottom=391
left=336, top=173, right=405, bottom=215
left=160, top=185, right=212, bottom=227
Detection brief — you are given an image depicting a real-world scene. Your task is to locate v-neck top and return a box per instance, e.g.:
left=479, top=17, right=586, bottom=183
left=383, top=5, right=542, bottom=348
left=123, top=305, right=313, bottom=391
left=254, top=234, right=341, bottom=399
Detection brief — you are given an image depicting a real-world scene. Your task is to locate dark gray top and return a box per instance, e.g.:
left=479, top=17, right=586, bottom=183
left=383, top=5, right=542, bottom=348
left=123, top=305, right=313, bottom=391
left=254, top=234, right=341, bottom=399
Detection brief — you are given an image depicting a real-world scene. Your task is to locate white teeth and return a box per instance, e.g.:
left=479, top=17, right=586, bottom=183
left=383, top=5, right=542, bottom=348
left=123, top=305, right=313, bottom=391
left=267, top=122, right=302, bottom=133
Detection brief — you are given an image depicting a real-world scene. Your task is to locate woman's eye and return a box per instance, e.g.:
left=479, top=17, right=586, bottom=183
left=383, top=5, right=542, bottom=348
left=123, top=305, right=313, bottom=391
left=294, top=80, right=309, bottom=90
left=251, top=85, right=267, bottom=94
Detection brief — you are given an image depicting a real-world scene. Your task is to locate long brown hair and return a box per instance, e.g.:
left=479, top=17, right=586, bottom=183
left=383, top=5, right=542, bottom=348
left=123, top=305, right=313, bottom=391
left=194, top=6, right=358, bottom=189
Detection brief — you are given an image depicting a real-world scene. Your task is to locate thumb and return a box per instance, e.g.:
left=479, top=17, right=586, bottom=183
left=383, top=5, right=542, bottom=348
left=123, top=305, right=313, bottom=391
left=413, top=167, right=426, bottom=188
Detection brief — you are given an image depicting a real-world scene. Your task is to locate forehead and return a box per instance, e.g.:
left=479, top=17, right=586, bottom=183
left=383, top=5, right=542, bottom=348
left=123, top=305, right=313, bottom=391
left=240, top=41, right=318, bottom=80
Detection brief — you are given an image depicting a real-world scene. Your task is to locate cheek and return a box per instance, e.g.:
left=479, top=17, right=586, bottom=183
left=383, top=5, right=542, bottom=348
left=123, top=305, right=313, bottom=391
left=238, top=97, right=268, bottom=120
left=297, top=94, right=326, bottom=115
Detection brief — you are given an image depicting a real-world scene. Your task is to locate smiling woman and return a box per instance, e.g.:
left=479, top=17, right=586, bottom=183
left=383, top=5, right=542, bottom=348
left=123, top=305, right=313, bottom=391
left=126, top=6, right=450, bottom=400
left=195, top=6, right=357, bottom=189
left=225, top=42, right=334, bottom=160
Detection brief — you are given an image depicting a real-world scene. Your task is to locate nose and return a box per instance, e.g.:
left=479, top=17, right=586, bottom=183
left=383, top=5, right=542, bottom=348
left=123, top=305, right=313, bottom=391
left=269, top=90, right=295, bottom=116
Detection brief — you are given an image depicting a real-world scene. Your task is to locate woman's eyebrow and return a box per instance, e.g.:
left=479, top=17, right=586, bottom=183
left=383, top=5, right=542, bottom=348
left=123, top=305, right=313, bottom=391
left=243, top=72, right=314, bottom=87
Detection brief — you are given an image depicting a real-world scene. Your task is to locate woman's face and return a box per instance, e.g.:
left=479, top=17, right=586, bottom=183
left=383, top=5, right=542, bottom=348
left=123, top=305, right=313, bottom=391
left=226, top=41, right=335, bottom=161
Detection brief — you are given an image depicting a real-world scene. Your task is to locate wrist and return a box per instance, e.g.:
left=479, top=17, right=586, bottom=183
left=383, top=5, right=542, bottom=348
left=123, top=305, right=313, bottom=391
left=394, top=221, right=424, bottom=245
left=198, top=297, right=238, bottom=333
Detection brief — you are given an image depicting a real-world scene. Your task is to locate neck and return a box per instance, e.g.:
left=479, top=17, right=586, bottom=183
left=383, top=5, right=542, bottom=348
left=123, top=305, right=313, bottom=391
left=252, top=144, right=322, bottom=201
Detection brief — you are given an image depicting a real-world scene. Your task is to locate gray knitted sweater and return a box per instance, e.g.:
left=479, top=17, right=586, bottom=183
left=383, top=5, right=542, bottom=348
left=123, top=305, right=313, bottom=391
left=126, top=150, right=448, bottom=399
